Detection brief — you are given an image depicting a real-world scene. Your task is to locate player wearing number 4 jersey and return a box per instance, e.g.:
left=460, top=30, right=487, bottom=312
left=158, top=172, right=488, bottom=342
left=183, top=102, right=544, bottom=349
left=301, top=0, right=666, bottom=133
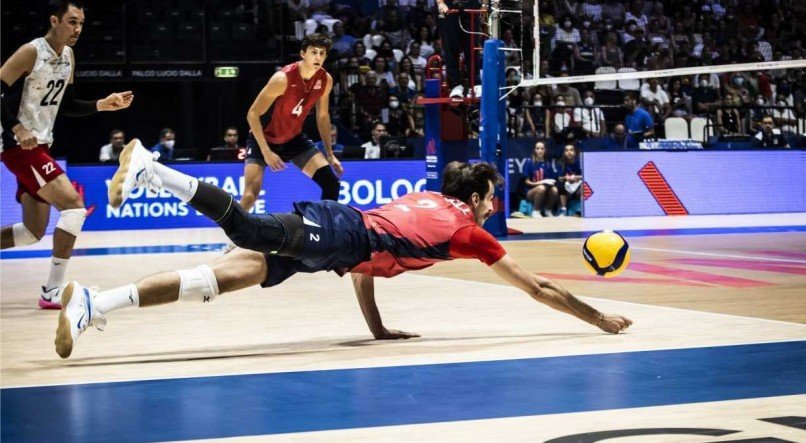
left=0, top=0, right=133, bottom=309
left=240, top=33, right=343, bottom=218
left=54, top=149, right=631, bottom=359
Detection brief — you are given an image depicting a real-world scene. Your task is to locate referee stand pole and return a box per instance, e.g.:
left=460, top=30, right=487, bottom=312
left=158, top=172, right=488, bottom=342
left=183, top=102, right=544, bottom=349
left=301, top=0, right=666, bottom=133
left=480, top=38, right=509, bottom=237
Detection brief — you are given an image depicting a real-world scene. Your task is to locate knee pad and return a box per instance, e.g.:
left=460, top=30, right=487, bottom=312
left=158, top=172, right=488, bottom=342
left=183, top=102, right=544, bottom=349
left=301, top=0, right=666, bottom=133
left=177, top=264, right=220, bottom=303
left=12, top=223, right=39, bottom=246
left=227, top=212, right=286, bottom=254
left=312, top=166, right=340, bottom=201
left=55, top=208, right=87, bottom=237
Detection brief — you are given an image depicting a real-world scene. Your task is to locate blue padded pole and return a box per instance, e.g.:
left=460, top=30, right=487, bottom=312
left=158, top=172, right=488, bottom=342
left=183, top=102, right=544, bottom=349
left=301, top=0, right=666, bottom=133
left=424, top=78, right=443, bottom=191
left=480, top=38, right=508, bottom=237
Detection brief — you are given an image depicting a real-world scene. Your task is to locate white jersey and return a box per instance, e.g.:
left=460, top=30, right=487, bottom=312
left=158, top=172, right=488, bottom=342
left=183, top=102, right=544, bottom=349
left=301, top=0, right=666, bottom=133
left=16, top=38, right=73, bottom=146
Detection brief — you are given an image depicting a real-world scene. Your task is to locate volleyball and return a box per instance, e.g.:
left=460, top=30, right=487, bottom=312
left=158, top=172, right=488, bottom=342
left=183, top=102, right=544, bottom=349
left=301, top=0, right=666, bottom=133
left=582, top=231, right=630, bottom=278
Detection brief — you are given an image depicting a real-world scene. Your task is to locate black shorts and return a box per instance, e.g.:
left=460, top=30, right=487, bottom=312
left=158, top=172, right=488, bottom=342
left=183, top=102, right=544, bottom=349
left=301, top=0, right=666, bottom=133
left=261, top=200, right=372, bottom=287
left=245, top=133, right=320, bottom=169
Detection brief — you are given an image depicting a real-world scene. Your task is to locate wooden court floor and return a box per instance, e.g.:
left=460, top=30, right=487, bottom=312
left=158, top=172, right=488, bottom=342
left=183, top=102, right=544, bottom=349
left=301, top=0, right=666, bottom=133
left=1, top=217, right=805, bottom=442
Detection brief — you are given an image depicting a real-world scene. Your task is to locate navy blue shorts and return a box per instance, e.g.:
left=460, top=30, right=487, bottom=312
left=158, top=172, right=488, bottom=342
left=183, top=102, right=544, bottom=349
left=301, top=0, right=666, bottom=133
left=245, top=133, right=320, bottom=169
left=261, top=201, right=371, bottom=287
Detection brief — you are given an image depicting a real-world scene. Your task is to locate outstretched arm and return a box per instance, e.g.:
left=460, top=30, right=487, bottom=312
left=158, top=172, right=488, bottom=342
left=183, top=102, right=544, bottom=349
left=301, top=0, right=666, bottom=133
left=63, top=51, right=132, bottom=116
left=490, top=255, right=632, bottom=333
left=351, top=272, right=420, bottom=340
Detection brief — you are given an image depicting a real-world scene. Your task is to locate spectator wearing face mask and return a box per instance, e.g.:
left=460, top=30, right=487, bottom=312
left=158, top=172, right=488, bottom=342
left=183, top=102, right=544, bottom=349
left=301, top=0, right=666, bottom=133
left=724, top=73, right=754, bottom=105
left=384, top=95, right=416, bottom=137
left=551, top=75, right=583, bottom=106
left=573, top=91, right=606, bottom=137
left=772, top=94, right=797, bottom=134
left=691, top=74, right=720, bottom=116
left=151, top=127, right=176, bottom=162
left=524, top=93, right=551, bottom=137
left=549, top=95, right=573, bottom=139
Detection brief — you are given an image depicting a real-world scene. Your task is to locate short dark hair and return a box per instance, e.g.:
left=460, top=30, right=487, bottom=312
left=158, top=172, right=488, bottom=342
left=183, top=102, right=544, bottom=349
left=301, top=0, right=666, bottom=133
left=441, top=161, right=503, bottom=204
left=49, top=0, right=83, bottom=20
left=301, top=33, right=332, bottom=53
left=109, top=129, right=124, bottom=138
left=159, top=127, right=174, bottom=139
left=624, top=91, right=638, bottom=101
left=223, top=126, right=238, bottom=135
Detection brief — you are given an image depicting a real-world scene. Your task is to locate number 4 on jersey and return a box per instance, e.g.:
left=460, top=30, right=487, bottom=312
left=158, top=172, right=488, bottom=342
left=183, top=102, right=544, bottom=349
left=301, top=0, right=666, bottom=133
left=291, top=99, right=304, bottom=117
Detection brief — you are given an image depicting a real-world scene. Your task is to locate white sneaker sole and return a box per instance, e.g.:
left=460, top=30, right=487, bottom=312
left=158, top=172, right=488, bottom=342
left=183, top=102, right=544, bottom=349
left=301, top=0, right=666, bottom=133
left=55, top=282, right=76, bottom=359
left=107, top=139, right=140, bottom=208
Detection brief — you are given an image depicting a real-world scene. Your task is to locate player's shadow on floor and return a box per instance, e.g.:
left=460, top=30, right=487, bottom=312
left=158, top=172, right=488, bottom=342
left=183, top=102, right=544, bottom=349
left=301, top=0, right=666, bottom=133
left=42, top=332, right=597, bottom=367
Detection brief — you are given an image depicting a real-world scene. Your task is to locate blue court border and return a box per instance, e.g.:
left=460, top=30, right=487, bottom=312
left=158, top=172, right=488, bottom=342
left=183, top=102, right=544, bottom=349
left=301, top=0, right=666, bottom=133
left=2, top=225, right=804, bottom=260
left=2, top=341, right=805, bottom=442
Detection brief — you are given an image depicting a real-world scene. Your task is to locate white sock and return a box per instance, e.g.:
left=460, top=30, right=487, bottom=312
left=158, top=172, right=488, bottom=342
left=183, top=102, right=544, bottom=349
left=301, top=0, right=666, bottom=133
left=45, top=257, right=69, bottom=290
left=152, top=162, right=198, bottom=202
left=93, top=283, right=139, bottom=314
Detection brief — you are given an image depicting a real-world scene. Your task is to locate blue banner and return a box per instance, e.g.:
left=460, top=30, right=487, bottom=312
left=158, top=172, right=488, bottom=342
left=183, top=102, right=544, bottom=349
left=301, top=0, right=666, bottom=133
left=60, top=161, right=426, bottom=231
left=583, top=151, right=806, bottom=217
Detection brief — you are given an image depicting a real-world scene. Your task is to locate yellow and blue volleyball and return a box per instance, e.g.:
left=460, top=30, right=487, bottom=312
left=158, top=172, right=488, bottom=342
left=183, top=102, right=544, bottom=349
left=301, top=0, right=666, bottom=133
left=582, top=230, right=631, bottom=278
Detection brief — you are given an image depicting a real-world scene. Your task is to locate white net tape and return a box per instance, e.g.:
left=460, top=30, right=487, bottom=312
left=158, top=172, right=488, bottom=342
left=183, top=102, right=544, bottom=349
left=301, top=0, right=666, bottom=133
left=520, top=59, right=806, bottom=88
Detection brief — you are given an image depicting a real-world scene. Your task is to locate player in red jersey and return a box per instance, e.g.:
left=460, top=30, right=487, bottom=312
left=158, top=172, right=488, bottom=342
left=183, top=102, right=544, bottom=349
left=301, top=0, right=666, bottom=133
left=1, top=1, right=133, bottom=309
left=240, top=33, right=343, bottom=214
left=54, top=148, right=631, bottom=358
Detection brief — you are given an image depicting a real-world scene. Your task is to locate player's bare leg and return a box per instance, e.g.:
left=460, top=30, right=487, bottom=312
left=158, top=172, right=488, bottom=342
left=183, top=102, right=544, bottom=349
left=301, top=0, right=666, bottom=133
left=0, top=193, right=50, bottom=249
left=240, top=163, right=265, bottom=212
left=56, top=247, right=268, bottom=358
left=34, top=174, right=87, bottom=308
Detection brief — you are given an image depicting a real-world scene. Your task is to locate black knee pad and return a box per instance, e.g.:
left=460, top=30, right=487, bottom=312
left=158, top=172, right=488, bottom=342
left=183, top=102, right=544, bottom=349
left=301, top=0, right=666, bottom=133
left=223, top=206, right=285, bottom=254
left=312, top=166, right=340, bottom=201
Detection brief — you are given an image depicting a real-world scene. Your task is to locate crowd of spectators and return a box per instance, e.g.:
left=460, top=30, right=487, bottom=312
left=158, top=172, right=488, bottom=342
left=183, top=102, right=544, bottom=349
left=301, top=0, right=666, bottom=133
left=97, top=0, right=804, bottom=162
left=289, top=0, right=802, bottom=148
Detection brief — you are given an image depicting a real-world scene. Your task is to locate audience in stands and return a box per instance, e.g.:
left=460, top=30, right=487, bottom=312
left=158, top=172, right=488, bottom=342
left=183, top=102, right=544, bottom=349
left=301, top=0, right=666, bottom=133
left=150, top=127, right=176, bottom=162
left=99, top=129, right=126, bottom=163
left=362, top=121, right=388, bottom=159
left=754, top=115, right=790, bottom=148
left=207, top=126, right=244, bottom=161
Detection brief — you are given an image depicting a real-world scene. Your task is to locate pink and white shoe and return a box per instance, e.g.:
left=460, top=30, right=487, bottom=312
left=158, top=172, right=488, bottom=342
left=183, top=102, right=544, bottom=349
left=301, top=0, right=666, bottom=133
left=39, top=284, right=66, bottom=310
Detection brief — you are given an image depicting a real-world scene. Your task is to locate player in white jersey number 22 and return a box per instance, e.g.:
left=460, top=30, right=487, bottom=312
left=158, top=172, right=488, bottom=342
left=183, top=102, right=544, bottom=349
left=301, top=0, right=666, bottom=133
left=0, top=1, right=133, bottom=308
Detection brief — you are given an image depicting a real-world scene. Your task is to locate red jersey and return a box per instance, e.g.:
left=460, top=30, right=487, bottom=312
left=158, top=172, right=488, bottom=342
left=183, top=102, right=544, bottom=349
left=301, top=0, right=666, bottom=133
left=351, top=192, right=507, bottom=277
left=263, top=62, right=329, bottom=144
